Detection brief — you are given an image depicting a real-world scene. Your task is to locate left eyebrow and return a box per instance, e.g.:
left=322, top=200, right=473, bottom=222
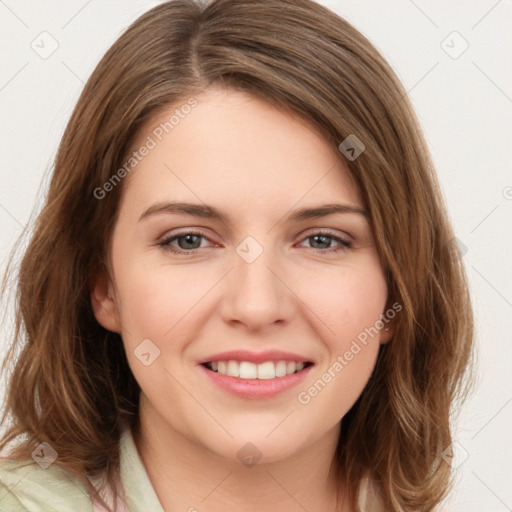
left=138, top=201, right=367, bottom=224
left=284, top=203, right=367, bottom=223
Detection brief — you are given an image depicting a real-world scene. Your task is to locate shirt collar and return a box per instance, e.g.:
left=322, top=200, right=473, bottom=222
left=119, top=426, right=164, bottom=512
left=117, top=427, right=383, bottom=511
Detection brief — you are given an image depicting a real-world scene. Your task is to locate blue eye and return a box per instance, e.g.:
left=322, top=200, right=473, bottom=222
left=158, top=232, right=210, bottom=253
left=298, top=231, right=352, bottom=253
left=157, top=230, right=352, bottom=255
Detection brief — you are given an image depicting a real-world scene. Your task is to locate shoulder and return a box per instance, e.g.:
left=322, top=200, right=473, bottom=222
left=0, top=456, right=94, bottom=512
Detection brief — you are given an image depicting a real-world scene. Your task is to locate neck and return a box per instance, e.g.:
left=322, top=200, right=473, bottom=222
left=133, top=398, right=351, bottom=512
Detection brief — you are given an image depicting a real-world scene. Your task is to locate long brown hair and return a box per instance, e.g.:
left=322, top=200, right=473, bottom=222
left=1, top=0, right=474, bottom=510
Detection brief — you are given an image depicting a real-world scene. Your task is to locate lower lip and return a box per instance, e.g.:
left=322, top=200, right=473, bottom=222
left=198, top=364, right=313, bottom=400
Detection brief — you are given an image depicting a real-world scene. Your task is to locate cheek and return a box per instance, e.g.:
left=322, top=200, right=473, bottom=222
left=113, top=262, right=203, bottom=396
left=298, top=262, right=388, bottom=345
left=114, top=258, right=209, bottom=341
left=296, top=280, right=386, bottom=420
left=294, top=265, right=387, bottom=418
left=298, top=345, right=379, bottom=426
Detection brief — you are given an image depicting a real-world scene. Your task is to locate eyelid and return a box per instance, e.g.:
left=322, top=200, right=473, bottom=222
left=158, top=227, right=213, bottom=240
left=157, top=228, right=217, bottom=248
left=295, top=228, right=352, bottom=252
left=299, top=227, right=353, bottom=242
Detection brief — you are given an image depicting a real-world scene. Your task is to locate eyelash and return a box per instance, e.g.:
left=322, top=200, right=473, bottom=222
left=157, top=230, right=352, bottom=255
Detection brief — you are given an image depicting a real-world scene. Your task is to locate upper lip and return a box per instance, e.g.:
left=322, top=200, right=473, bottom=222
left=198, top=350, right=314, bottom=365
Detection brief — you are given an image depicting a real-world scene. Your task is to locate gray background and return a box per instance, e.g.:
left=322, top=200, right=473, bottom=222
left=1, top=1, right=511, bottom=510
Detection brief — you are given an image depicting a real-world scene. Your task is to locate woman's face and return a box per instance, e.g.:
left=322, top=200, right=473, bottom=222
left=93, top=87, right=392, bottom=464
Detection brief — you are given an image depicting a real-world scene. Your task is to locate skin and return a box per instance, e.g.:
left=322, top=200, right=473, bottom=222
left=91, top=87, right=392, bottom=512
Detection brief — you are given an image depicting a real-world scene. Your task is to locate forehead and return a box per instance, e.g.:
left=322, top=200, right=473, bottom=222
left=120, top=87, right=362, bottom=218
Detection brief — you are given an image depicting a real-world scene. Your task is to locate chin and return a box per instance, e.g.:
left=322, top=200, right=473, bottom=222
left=206, top=429, right=310, bottom=467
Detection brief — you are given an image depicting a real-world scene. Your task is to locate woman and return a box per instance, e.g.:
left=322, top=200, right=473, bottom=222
left=0, top=0, right=473, bottom=510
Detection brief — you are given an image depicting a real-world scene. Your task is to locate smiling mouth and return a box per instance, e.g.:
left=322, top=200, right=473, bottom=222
left=202, top=360, right=313, bottom=380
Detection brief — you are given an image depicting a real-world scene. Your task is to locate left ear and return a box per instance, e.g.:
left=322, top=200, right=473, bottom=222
left=379, top=322, right=394, bottom=345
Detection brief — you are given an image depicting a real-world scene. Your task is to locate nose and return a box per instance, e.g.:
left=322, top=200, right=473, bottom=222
left=219, top=244, right=295, bottom=333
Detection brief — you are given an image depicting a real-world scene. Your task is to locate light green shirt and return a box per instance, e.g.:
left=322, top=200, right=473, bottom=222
left=1, top=430, right=389, bottom=511
left=0, top=428, right=164, bottom=512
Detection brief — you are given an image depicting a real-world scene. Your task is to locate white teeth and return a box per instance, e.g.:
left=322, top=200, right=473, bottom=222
left=239, top=361, right=257, bottom=379
left=207, top=360, right=308, bottom=379
left=275, top=360, right=287, bottom=377
left=226, top=360, right=239, bottom=377
left=257, top=361, right=275, bottom=379
left=286, top=361, right=296, bottom=375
